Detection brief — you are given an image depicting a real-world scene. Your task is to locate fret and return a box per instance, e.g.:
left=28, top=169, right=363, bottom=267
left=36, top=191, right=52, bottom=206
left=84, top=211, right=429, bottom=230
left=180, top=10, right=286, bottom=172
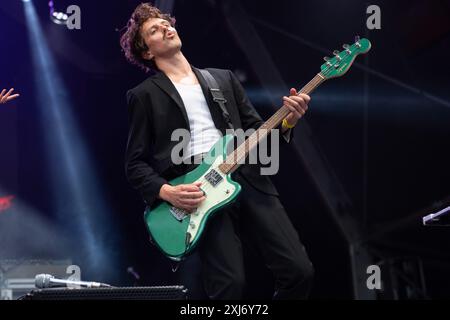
left=218, top=73, right=325, bottom=174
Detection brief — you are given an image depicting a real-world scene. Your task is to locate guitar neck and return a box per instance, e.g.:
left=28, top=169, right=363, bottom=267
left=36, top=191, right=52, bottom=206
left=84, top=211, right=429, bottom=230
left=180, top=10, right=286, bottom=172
left=219, top=72, right=326, bottom=174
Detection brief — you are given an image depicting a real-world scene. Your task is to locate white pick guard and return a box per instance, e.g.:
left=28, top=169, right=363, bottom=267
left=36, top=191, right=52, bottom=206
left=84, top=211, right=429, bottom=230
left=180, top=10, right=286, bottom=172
left=187, top=156, right=236, bottom=243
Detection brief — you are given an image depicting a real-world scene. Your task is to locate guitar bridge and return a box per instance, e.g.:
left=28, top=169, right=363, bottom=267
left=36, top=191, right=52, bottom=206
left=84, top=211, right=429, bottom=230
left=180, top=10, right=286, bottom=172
left=170, top=206, right=188, bottom=221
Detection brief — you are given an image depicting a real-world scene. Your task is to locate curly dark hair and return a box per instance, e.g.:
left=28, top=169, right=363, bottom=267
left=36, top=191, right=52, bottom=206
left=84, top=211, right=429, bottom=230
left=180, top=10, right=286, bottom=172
left=120, top=3, right=176, bottom=72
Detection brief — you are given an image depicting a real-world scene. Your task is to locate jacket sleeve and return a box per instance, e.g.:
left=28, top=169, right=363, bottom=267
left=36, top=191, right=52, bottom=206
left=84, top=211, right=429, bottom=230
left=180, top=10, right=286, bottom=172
left=125, top=89, right=168, bottom=207
left=228, top=70, right=294, bottom=143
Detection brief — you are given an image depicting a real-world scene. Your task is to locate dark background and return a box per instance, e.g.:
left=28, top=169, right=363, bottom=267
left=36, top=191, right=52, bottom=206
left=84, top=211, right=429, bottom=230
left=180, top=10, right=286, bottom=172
left=1, top=0, right=449, bottom=299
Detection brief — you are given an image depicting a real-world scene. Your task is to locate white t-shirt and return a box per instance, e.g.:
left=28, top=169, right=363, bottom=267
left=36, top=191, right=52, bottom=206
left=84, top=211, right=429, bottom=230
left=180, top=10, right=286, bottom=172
left=172, top=82, right=222, bottom=160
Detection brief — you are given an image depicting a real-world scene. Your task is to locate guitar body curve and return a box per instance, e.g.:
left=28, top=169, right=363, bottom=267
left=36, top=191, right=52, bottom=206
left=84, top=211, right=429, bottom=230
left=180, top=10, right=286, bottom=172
left=144, top=134, right=241, bottom=261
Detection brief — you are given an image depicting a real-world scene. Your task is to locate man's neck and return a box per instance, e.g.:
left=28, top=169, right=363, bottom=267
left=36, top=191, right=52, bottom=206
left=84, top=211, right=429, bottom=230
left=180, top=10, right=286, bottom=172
left=155, top=52, right=194, bottom=81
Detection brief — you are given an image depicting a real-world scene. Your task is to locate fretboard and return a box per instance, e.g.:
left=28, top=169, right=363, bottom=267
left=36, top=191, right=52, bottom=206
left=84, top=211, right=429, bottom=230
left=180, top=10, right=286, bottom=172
left=218, top=72, right=326, bottom=174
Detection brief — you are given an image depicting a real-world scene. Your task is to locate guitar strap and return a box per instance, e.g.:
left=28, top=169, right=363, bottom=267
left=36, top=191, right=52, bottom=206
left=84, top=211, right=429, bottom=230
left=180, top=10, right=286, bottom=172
left=198, top=69, right=234, bottom=130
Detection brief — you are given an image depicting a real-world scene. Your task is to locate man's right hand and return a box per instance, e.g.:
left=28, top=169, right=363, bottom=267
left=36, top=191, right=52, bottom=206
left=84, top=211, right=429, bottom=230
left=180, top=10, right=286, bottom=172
left=159, top=182, right=206, bottom=212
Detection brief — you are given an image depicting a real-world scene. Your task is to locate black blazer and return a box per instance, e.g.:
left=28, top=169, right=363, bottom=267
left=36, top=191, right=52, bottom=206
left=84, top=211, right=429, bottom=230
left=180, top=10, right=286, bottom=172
left=125, top=67, right=293, bottom=207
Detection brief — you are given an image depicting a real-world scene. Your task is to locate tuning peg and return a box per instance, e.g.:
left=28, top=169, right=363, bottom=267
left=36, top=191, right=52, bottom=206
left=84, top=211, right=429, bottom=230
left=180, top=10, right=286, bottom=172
left=333, top=50, right=342, bottom=61
left=342, top=44, right=351, bottom=54
left=354, top=35, right=361, bottom=48
left=323, top=56, right=332, bottom=66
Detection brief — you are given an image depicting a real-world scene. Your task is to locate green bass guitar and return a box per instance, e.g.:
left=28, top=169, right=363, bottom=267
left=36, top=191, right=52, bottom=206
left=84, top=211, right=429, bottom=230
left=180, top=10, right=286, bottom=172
left=144, top=37, right=371, bottom=261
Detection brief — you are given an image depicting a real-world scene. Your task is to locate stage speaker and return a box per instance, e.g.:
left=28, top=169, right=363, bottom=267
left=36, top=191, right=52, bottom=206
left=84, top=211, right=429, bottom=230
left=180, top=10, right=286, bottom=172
left=21, top=286, right=188, bottom=300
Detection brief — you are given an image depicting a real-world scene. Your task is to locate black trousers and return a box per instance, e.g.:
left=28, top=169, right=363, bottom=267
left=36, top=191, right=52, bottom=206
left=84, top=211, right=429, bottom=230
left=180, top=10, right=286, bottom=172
left=196, top=171, right=314, bottom=300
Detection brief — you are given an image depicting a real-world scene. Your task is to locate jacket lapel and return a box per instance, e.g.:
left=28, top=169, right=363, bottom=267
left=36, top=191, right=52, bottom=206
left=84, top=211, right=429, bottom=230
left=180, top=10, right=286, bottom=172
left=151, top=71, right=191, bottom=131
left=150, top=67, right=228, bottom=135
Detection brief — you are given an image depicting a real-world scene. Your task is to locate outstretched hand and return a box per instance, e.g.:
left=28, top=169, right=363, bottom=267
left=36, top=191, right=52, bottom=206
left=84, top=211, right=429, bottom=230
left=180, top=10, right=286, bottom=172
left=0, top=88, right=20, bottom=104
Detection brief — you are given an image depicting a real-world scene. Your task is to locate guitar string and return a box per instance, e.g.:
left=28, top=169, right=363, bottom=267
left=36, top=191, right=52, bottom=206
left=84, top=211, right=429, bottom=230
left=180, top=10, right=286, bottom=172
left=179, top=43, right=361, bottom=210
left=220, top=46, right=355, bottom=175
left=193, top=45, right=357, bottom=198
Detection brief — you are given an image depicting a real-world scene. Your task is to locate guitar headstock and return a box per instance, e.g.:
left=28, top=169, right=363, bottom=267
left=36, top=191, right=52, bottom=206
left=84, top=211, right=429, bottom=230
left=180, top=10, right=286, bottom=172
left=320, top=36, right=371, bottom=79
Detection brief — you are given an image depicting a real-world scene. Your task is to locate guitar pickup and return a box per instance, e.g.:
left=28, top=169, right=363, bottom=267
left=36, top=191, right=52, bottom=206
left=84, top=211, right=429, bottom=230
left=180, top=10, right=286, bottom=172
left=204, top=169, right=223, bottom=187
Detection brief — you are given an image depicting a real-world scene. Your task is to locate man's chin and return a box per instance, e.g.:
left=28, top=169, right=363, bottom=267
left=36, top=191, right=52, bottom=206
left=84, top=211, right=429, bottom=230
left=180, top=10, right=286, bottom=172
left=172, top=41, right=182, bottom=51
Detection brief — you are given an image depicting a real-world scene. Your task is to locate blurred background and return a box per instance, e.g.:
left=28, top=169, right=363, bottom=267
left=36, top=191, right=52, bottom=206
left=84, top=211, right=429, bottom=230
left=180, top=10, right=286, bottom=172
left=1, top=0, right=449, bottom=299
